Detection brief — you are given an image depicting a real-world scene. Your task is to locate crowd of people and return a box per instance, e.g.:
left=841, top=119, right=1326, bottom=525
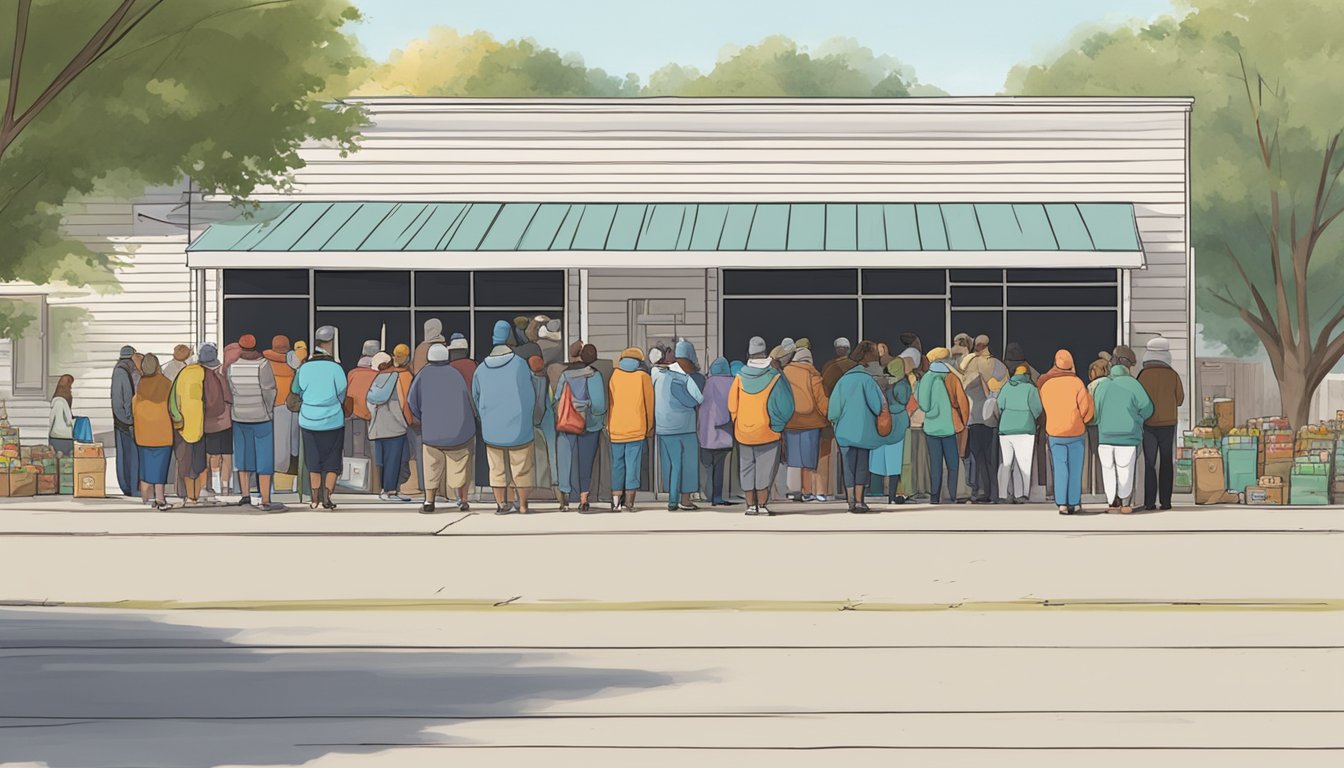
left=101, top=314, right=1184, bottom=516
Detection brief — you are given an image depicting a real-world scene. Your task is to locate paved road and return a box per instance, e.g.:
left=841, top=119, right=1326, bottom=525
left=2, top=502, right=1341, bottom=767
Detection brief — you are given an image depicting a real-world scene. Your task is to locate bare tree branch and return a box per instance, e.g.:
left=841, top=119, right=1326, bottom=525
left=0, top=0, right=143, bottom=160
left=1222, top=242, right=1280, bottom=342
left=1208, top=286, right=1280, bottom=347
left=2, top=0, right=32, bottom=133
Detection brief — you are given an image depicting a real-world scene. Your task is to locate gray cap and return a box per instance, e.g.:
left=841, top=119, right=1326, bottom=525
left=198, top=343, right=218, bottom=365
left=833, top=337, right=851, bottom=350
left=427, top=343, right=451, bottom=362
left=315, top=325, right=336, bottom=342
left=748, top=336, right=767, bottom=355
left=361, top=339, right=380, bottom=356
left=447, top=335, right=468, bottom=350
left=119, top=345, right=136, bottom=359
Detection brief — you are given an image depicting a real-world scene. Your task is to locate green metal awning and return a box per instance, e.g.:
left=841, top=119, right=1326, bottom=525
left=187, top=202, right=1145, bottom=269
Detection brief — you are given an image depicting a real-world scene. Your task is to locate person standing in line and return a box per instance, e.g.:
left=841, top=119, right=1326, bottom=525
left=609, top=347, right=656, bottom=512
left=199, top=344, right=234, bottom=499
left=896, top=335, right=929, bottom=501
left=916, top=347, right=970, bottom=505
left=409, top=343, right=476, bottom=514
left=162, top=344, right=192, bottom=382
left=292, top=326, right=346, bottom=510
left=696, top=356, right=735, bottom=507
left=869, top=357, right=911, bottom=505
left=538, top=319, right=565, bottom=368
left=111, top=346, right=141, bottom=497
left=526, top=356, right=555, bottom=496
left=959, top=335, right=1003, bottom=503
left=993, top=364, right=1043, bottom=503
left=132, top=354, right=174, bottom=510
left=227, top=335, right=282, bottom=512
left=1137, top=337, right=1184, bottom=511
left=1039, top=350, right=1095, bottom=515
left=653, top=338, right=704, bottom=512
left=827, top=341, right=885, bottom=513
left=345, top=340, right=380, bottom=461
left=1093, top=347, right=1154, bottom=514
left=48, top=374, right=76, bottom=458
left=782, top=347, right=829, bottom=502
left=168, top=351, right=208, bottom=506
left=366, top=351, right=413, bottom=503
left=729, top=336, right=796, bottom=516
left=473, top=320, right=539, bottom=515
left=412, top=319, right=447, bottom=375
left=820, top=337, right=856, bottom=396
left=1084, top=352, right=1112, bottom=498
left=263, top=336, right=295, bottom=478
left=554, top=343, right=607, bottom=512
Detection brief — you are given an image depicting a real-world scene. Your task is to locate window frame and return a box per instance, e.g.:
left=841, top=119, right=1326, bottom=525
left=3, top=294, right=48, bottom=398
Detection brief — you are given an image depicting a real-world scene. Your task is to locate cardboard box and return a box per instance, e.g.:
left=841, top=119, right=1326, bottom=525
left=337, top=456, right=371, bottom=492
left=1259, top=475, right=1284, bottom=487
left=73, top=457, right=106, bottom=498
left=73, top=442, right=104, bottom=459
left=5, top=467, right=37, bottom=497
left=1245, top=485, right=1286, bottom=505
left=37, top=473, right=57, bottom=495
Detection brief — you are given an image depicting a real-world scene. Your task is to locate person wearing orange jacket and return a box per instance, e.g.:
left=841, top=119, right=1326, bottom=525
left=781, top=347, right=829, bottom=502
left=1038, top=349, right=1096, bottom=515
left=133, top=354, right=174, bottom=510
left=728, top=336, right=796, bottom=516
left=607, top=347, right=655, bottom=512
left=263, top=336, right=296, bottom=476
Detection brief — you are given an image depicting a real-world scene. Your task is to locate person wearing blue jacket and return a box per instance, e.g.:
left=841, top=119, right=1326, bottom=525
left=827, top=341, right=885, bottom=513
left=408, top=343, right=477, bottom=514
left=869, top=357, right=912, bottom=505
left=554, top=342, right=608, bottom=513
left=290, top=326, right=347, bottom=510
left=472, top=320, right=540, bottom=515
left=653, top=341, right=704, bottom=511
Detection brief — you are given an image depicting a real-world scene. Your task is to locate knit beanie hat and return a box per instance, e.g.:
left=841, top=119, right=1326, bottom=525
left=674, top=339, right=698, bottom=366
left=370, top=352, right=392, bottom=370
left=392, top=343, right=411, bottom=361
left=621, top=346, right=644, bottom=361
left=426, top=344, right=451, bottom=363
left=119, top=345, right=136, bottom=359
left=238, top=334, right=257, bottom=351
left=361, top=339, right=380, bottom=357
left=1112, top=344, right=1137, bottom=368
left=448, top=333, right=468, bottom=350
left=795, top=338, right=810, bottom=350
left=748, top=336, right=767, bottom=356
left=927, top=347, right=950, bottom=362
left=580, top=344, right=598, bottom=365
left=271, top=335, right=291, bottom=354
left=793, top=348, right=813, bottom=365
left=491, top=320, right=512, bottom=346
left=1144, top=336, right=1173, bottom=366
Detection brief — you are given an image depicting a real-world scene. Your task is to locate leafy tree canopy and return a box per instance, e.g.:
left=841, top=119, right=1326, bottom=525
left=353, top=30, right=944, bottom=99
left=0, top=0, right=368, bottom=289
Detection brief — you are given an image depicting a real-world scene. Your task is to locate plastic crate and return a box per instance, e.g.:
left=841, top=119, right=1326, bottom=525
left=1174, top=459, right=1193, bottom=488
left=1224, top=446, right=1258, bottom=494
left=1290, top=473, right=1331, bottom=505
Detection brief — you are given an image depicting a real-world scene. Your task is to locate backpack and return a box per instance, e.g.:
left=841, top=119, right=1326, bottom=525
left=555, top=372, right=590, bottom=434
left=202, top=366, right=229, bottom=418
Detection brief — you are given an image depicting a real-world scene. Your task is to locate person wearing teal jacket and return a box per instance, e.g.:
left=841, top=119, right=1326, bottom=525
left=868, top=358, right=912, bottom=505
left=1092, top=362, right=1154, bottom=513
left=993, top=366, right=1043, bottom=502
left=826, top=341, right=884, bottom=513
left=915, top=347, right=969, bottom=504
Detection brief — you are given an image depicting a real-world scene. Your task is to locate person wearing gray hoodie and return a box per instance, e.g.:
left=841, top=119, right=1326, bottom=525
left=110, top=345, right=140, bottom=497
left=409, top=343, right=477, bottom=514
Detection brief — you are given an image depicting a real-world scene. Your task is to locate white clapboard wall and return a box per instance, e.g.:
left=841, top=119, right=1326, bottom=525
left=233, top=97, right=1191, bottom=392
left=0, top=190, right=217, bottom=443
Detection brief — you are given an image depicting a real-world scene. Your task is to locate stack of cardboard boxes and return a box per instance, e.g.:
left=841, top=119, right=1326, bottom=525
left=0, top=398, right=106, bottom=499
left=72, top=442, right=106, bottom=498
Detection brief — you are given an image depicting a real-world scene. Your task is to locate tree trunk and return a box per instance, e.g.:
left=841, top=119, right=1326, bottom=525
left=1277, top=368, right=1315, bottom=431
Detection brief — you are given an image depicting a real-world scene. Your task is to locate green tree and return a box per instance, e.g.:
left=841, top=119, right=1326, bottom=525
left=0, top=0, right=367, bottom=306
left=1007, top=0, right=1344, bottom=428
left=350, top=27, right=639, bottom=97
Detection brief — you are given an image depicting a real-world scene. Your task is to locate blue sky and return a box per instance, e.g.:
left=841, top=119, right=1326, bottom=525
left=350, top=0, right=1178, bottom=94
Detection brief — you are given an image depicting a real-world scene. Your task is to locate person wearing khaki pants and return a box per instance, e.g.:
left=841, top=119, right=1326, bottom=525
left=408, top=343, right=479, bottom=514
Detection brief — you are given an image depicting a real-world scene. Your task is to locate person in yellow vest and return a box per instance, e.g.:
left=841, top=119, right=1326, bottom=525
left=168, top=351, right=208, bottom=506
left=133, top=354, right=175, bottom=511
left=728, top=337, right=796, bottom=516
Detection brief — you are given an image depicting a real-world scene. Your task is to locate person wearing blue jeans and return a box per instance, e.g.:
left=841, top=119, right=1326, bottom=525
left=925, top=434, right=960, bottom=504
left=611, top=439, right=645, bottom=504
left=1048, top=435, right=1086, bottom=510
left=652, top=347, right=704, bottom=511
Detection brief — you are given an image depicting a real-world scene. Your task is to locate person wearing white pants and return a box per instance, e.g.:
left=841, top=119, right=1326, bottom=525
left=1096, top=444, right=1139, bottom=507
left=1090, top=348, right=1154, bottom=514
left=989, top=365, right=1043, bottom=503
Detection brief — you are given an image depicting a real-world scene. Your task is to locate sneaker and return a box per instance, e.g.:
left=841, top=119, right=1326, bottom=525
left=494, top=505, right=513, bottom=515
left=758, top=505, right=775, bottom=516
left=260, top=502, right=287, bottom=513
left=611, top=499, right=621, bottom=512
left=813, top=494, right=829, bottom=503
left=800, top=494, right=817, bottom=502
left=889, top=496, right=906, bottom=505
left=623, top=504, right=637, bottom=513
left=1059, top=506, right=1073, bottom=515
left=508, top=502, right=520, bottom=514
left=458, top=500, right=470, bottom=512
left=677, top=502, right=699, bottom=511
left=744, top=505, right=760, bottom=516
left=236, top=496, right=253, bottom=507
left=1159, top=504, right=1173, bottom=511
left=786, top=492, right=801, bottom=502
left=667, top=504, right=679, bottom=512
left=851, top=503, right=872, bottom=514
left=421, top=503, right=436, bottom=514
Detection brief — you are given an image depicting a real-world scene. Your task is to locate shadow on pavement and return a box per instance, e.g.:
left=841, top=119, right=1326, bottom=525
left=0, top=608, right=679, bottom=768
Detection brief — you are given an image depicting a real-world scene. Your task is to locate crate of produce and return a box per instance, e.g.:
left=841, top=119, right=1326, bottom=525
left=1289, top=473, right=1331, bottom=505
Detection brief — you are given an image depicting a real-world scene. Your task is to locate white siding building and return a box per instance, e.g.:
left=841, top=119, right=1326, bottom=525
left=0, top=97, right=1194, bottom=442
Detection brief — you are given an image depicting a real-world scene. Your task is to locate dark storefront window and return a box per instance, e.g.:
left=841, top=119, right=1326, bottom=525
left=862, top=299, right=945, bottom=351
left=222, top=298, right=309, bottom=353
left=1008, top=310, right=1118, bottom=374
left=721, top=298, right=858, bottom=362
left=722, top=269, right=858, bottom=296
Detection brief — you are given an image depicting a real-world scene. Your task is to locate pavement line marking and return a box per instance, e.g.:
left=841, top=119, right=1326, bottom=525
left=9, top=598, right=1342, bottom=612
